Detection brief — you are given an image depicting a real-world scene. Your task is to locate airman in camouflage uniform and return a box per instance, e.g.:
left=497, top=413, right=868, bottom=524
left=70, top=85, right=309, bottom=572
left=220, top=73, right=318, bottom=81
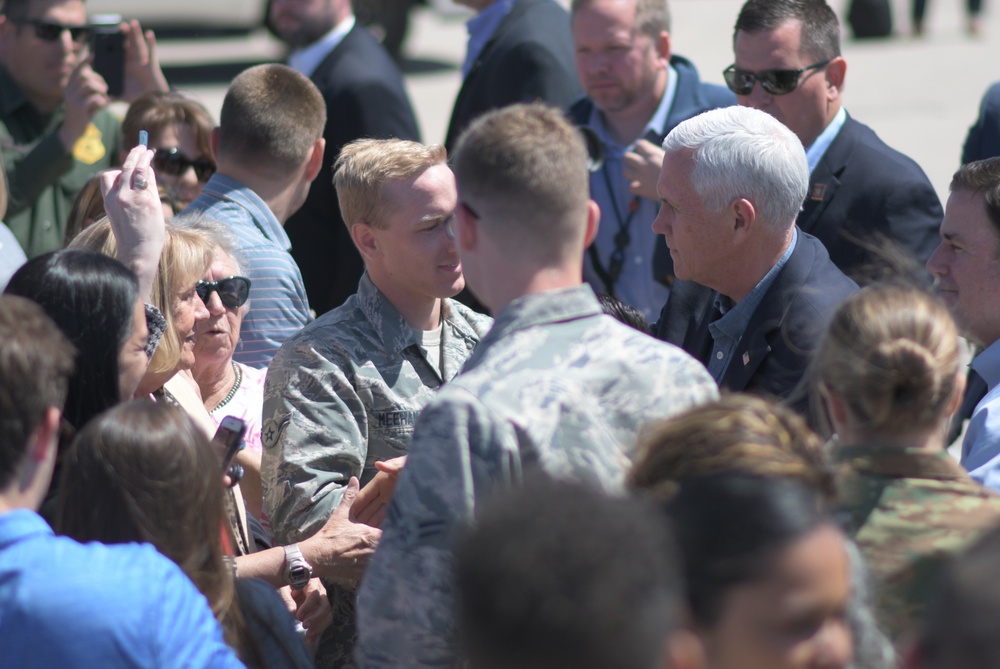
left=835, top=444, right=1000, bottom=645
left=355, top=103, right=718, bottom=669
left=261, top=138, right=492, bottom=668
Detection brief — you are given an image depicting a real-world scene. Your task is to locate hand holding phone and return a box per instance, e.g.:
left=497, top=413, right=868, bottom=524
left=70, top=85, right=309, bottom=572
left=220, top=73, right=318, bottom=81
left=213, top=416, right=247, bottom=474
left=91, top=15, right=125, bottom=97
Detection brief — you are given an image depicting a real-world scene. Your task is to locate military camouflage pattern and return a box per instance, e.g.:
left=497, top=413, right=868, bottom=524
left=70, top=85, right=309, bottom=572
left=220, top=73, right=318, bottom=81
left=356, top=285, right=718, bottom=669
left=835, top=444, right=1000, bottom=645
left=262, top=272, right=493, bottom=544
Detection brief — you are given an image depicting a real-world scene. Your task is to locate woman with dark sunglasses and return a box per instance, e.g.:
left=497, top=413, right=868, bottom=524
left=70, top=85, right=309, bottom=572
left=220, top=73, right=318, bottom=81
left=121, top=91, right=216, bottom=209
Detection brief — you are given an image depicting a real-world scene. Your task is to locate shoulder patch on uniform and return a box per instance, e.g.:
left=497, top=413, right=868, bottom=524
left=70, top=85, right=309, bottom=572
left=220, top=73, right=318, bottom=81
left=261, top=418, right=287, bottom=450
left=72, top=122, right=106, bottom=165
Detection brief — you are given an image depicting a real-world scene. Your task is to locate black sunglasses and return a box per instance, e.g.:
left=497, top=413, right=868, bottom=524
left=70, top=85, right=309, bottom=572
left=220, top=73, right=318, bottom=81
left=153, top=147, right=216, bottom=183
left=722, top=59, right=832, bottom=96
left=196, top=276, right=251, bottom=309
left=13, top=18, right=91, bottom=43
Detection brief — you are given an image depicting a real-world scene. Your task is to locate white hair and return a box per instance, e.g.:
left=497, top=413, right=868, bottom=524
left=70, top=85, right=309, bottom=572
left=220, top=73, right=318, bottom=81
left=662, top=106, right=809, bottom=229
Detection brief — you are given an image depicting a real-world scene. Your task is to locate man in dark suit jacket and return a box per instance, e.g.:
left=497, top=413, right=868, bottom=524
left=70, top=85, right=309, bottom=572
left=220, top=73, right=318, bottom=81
left=445, top=0, right=581, bottom=152
left=652, top=105, right=857, bottom=411
left=271, top=0, right=421, bottom=315
left=730, top=0, right=941, bottom=280
left=963, top=81, right=1000, bottom=164
left=568, top=0, right=734, bottom=320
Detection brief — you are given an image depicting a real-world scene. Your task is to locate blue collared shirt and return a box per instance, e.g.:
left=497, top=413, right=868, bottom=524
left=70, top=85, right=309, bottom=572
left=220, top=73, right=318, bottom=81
left=582, top=66, right=679, bottom=321
left=288, top=15, right=356, bottom=77
left=462, top=0, right=515, bottom=78
left=962, top=339, right=1000, bottom=491
left=805, top=106, right=847, bottom=173
left=707, top=228, right=799, bottom=381
left=0, top=509, right=243, bottom=668
left=184, top=173, right=313, bottom=368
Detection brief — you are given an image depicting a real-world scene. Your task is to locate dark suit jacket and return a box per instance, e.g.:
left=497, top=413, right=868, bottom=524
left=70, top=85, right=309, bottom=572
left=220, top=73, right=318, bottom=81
left=798, top=115, right=942, bottom=279
left=284, top=24, right=421, bottom=316
left=655, top=232, right=858, bottom=412
left=568, top=55, right=736, bottom=289
left=444, top=0, right=581, bottom=152
left=963, top=81, right=1000, bottom=164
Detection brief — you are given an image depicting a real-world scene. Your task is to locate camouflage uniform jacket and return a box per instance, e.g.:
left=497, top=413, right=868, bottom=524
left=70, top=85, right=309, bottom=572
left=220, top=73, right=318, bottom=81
left=356, top=284, right=718, bottom=669
left=834, top=444, right=1000, bottom=645
left=261, top=272, right=493, bottom=545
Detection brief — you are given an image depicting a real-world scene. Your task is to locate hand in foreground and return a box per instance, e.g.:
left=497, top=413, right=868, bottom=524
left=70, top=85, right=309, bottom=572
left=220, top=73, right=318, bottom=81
left=623, top=139, right=666, bottom=201
left=290, top=578, right=332, bottom=650
left=100, top=145, right=165, bottom=301
left=121, top=20, right=168, bottom=101
left=301, top=477, right=382, bottom=585
left=59, top=57, right=109, bottom=152
left=350, top=456, right=407, bottom=528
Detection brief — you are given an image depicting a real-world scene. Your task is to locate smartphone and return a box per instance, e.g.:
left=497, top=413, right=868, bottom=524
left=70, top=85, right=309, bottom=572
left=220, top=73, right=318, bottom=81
left=213, top=416, right=247, bottom=473
left=91, top=16, right=125, bottom=97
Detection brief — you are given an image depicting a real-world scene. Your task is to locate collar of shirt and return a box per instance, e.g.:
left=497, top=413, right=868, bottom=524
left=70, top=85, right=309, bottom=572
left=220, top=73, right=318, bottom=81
left=0, top=66, right=29, bottom=117
left=486, top=284, right=603, bottom=344
left=833, top=443, right=969, bottom=481
left=357, top=271, right=423, bottom=357
left=708, top=228, right=798, bottom=377
left=805, top=106, right=847, bottom=173
left=287, top=15, right=357, bottom=77
left=972, top=338, right=1000, bottom=392
left=195, top=173, right=291, bottom=250
left=0, top=509, right=52, bottom=550
left=588, top=64, right=679, bottom=156
left=462, top=0, right=515, bottom=78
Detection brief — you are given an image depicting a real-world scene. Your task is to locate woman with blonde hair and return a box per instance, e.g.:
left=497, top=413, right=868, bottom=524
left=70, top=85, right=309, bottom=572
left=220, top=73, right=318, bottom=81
left=812, top=283, right=1000, bottom=646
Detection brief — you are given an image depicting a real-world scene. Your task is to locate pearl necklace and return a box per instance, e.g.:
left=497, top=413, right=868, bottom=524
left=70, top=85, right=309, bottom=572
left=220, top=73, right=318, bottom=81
left=210, top=361, right=243, bottom=414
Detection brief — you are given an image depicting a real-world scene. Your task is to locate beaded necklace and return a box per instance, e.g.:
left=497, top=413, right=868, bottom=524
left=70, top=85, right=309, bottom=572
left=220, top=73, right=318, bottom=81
left=209, top=361, right=242, bottom=414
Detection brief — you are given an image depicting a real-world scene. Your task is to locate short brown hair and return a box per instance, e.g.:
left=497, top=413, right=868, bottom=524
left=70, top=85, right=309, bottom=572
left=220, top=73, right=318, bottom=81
left=571, top=0, right=671, bottom=40
left=219, top=64, right=326, bottom=171
left=734, top=0, right=841, bottom=62
left=334, top=138, right=447, bottom=231
left=452, top=103, right=591, bottom=262
left=950, top=157, right=1000, bottom=245
left=628, top=394, right=835, bottom=502
left=0, top=295, right=75, bottom=490
left=121, top=91, right=215, bottom=162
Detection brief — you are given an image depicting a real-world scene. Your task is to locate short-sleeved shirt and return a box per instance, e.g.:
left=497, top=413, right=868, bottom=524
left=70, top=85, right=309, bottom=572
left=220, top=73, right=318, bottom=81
left=0, top=509, right=244, bottom=668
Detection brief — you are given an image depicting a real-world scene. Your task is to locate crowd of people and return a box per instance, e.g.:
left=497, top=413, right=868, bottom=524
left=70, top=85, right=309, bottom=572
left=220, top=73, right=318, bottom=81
left=4, top=0, right=1000, bottom=668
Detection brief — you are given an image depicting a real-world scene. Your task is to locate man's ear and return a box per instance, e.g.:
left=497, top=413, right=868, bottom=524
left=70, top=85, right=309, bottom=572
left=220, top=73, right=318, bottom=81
left=350, top=222, right=379, bottom=262
left=456, top=202, right=478, bottom=252
left=825, top=57, right=847, bottom=99
left=303, top=138, right=326, bottom=183
left=730, top=197, right=756, bottom=240
left=210, top=127, right=221, bottom=162
left=655, top=30, right=672, bottom=63
left=30, top=407, right=61, bottom=464
left=663, top=627, right=706, bottom=669
left=584, top=199, right=601, bottom=248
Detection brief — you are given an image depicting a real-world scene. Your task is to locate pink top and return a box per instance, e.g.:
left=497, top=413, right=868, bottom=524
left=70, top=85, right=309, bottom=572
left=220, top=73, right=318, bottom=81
left=210, top=361, right=267, bottom=454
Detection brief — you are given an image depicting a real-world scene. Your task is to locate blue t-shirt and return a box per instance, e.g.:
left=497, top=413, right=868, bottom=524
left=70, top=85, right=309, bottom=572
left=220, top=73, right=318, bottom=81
left=0, top=509, right=245, bottom=668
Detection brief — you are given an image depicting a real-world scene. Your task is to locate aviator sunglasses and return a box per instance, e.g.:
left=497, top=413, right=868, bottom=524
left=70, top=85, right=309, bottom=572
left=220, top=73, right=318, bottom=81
left=722, top=59, right=832, bottom=96
left=196, top=276, right=252, bottom=310
left=13, top=18, right=91, bottom=42
left=153, top=147, right=217, bottom=183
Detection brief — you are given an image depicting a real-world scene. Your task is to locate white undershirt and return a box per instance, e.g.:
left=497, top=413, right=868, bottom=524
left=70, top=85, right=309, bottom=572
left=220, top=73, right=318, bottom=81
left=415, top=322, right=444, bottom=376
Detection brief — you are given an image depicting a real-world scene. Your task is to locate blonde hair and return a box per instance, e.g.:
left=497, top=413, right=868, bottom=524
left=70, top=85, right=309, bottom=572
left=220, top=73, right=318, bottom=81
left=628, top=394, right=835, bottom=501
left=69, top=219, right=213, bottom=374
left=811, top=284, right=960, bottom=439
left=334, top=138, right=447, bottom=231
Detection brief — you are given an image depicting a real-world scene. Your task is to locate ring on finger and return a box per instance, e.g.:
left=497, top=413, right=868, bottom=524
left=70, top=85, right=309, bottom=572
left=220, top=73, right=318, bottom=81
left=133, top=174, right=149, bottom=190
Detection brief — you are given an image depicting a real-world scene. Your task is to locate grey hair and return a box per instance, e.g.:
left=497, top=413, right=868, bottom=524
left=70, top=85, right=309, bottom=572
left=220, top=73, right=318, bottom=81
left=662, top=106, right=808, bottom=229
left=169, top=213, right=251, bottom=312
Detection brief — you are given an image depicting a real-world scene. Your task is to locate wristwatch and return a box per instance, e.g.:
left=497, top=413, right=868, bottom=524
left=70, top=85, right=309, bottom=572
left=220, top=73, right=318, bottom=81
left=283, top=544, right=312, bottom=590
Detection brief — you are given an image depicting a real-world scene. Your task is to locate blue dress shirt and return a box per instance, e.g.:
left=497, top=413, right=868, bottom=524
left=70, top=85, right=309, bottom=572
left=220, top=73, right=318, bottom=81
left=962, top=339, right=1000, bottom=491
left=0, top=509, right=243, bottom=668
left=462, top=0, right=515, bottom=78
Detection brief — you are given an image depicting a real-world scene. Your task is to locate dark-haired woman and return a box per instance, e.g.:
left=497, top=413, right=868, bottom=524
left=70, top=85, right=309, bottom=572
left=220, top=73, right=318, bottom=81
left=666, top=474, right=854, bottom=669
left=58, top=401, right=314, bottom=669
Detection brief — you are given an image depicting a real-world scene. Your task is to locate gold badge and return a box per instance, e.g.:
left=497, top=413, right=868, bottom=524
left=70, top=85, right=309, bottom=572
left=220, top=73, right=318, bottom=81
left=72, top=122, right=106, bottom=165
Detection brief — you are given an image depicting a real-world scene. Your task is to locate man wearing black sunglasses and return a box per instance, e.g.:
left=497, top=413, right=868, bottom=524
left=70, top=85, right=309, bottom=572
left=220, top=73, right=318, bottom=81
left=729, top=0, right=941, bottom=278
left=0, top=0, right=167, bottom=258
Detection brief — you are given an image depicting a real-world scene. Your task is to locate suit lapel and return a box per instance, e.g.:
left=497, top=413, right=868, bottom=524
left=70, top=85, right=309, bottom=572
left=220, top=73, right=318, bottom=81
left=797, top=117, right=858, bottom=235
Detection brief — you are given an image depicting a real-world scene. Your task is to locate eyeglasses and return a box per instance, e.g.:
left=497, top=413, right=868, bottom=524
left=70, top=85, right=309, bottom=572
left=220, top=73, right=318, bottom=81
left=722, top=59, right=832, bottom=96
left=153, top=148, right=216, bottom=183
left=195, top=276, right=251, bottom=309
left=13, top=18, right=91, bottom=43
